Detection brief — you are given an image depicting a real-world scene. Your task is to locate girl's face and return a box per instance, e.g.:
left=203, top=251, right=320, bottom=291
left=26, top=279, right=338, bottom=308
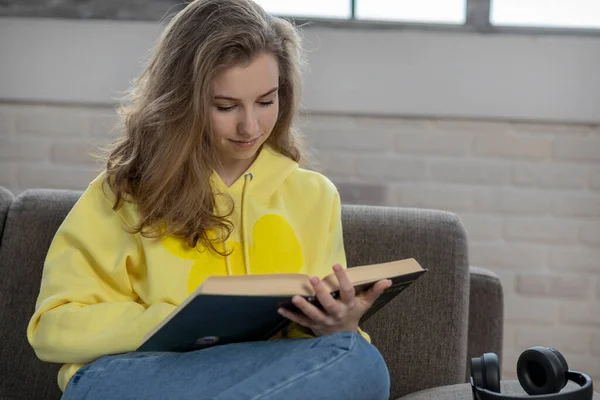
left=209, top=52, right=280, bottom=167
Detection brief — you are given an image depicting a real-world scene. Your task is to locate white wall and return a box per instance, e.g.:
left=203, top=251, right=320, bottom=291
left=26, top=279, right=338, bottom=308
left=1, top=16, right=599, bottom=383
left=2, top=17, right=600, bottom=122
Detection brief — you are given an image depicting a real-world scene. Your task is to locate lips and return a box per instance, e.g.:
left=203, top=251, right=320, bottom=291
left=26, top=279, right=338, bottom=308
left=229, top=137, right=259, bottom=148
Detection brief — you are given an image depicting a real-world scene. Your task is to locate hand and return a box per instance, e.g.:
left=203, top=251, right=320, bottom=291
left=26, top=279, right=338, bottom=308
left=277, top=264, right=392, bottom=337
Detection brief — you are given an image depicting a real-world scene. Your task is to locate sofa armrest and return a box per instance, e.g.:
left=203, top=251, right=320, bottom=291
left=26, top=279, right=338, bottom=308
left=342, top=205, right=470, bottom=399
left=465, top=266, right=504, bottom=381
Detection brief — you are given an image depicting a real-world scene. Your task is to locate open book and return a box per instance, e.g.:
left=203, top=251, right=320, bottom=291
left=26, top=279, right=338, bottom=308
left=137, top=258, right=427, bottom=352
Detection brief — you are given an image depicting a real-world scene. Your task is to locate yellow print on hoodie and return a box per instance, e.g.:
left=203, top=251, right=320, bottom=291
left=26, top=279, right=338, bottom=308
left=161, top=214, right=304, bottom=294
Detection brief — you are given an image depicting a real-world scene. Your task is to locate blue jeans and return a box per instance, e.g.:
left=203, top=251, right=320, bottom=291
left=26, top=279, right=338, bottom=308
left=61, top=330, right=390, bottom=400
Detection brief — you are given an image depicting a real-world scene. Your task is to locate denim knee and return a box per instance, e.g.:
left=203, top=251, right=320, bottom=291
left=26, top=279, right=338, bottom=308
left=315, top=331, right=390, bottom=394
left=350, top=333, right=391, bottom=398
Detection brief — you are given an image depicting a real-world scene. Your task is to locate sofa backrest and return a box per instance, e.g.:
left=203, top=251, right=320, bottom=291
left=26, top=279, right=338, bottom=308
left=0, top=187, right=14, bottom=248
left=0, top=188, right=470, bottom=400
left=0, top=189, right=80, bottom=400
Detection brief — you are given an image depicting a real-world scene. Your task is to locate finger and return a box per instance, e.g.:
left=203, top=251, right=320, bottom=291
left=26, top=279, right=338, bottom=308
left=291, top=294, right=330, bottom=324
left=310, top=276, right=343, bottom=317
left=332, top=264, right=356, bottom=306
left=277, top=307, right=314, bottom=329
left=361, top=279, right=392, bottom=307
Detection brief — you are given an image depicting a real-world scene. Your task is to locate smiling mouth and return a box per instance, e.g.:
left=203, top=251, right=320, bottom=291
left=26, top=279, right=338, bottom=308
left=229, top=137, right=260, bottom=148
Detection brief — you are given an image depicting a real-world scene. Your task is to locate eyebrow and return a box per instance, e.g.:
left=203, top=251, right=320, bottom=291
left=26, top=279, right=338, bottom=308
left=213, top=87, right=279, bottom=102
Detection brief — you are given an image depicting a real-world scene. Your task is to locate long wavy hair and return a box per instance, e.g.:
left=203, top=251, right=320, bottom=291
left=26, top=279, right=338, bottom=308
left=99, top=0, right=310, bottom=252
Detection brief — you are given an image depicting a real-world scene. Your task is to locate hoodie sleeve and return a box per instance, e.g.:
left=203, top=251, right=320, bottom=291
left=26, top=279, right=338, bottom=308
left=324, top=188, right=372, bottom=343
left=324, top=189, right=347, bottom=271
left=27, top=181, right=176, bottom=365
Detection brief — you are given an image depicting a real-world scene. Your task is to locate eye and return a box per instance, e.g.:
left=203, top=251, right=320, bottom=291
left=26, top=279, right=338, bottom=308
left=258, top=100, right=275, bottom=107
left=216, top=105, right=236, bottom=112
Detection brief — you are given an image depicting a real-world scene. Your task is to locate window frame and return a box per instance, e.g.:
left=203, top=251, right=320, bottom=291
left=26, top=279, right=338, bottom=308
left=267, top=0, right=600, bottom=38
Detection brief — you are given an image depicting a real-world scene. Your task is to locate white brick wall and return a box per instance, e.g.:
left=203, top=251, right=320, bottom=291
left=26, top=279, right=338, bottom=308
left=0, top=103, right=599, bottom=383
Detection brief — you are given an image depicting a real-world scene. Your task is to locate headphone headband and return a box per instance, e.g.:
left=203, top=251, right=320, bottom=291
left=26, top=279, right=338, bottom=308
left=471, top=371, right=594, bottom=400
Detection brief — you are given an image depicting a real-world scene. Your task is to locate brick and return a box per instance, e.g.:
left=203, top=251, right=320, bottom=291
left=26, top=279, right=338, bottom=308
left=548, top=247, right=600, bottom=273
left=431, top=160, right=509, bottom=185
left=504, top=296, right=559, bottom=325
left=553, top=195, right=600, bottom=218
left=469, top=243, right=545, bottom=269
left=560, top=302, right=600, bottom=326
left=433, top=119, right=507, bottom=135
left=502, top=323, right=519, bottom=349
left=0, top=162, right=18, bottom=189
left=554, top=137, right=600, bottom=163
left=17, top=165, right=100, bottom=190
left=559, top=354, right=600, bottom=378
left=516, top=326, right=594, bottom=354
left=593, top=332, right=600, bottom=355
left=314, top=151, right=356, bottom=177
left=591, top=168, right=600, bottom=191
left=395, top=131, right=472, bottom=156
left=516, top=273, right=591, bottom=299
left=0, top=106, right=16, bottom=135
left=504, top=218, right=579, bottom=244
left=459, top=213, right=503, bottom=240
left=512, top=163, right=589, bottom=190
left=501, top=348, right=521, bottom=380
left=491, top=270, right=517, bottom=294
left=316, top=129, right=395, bottom=152
left=580, top=222, right=600, bottom=245
left=472, top=189, right=552, bottom=215
left=334, top=181, right=387, bottom=206
left=512, top=122, right=595, bottom=136
left=355, top=116, right=428, bottom=132
left=473, top=133, right=553, bottom=160
left=89, top=109, right=120, bottom=138
left=355, top=156, right=427, bottom=181
left=302, top=114, right=362, bottom=132
left=0, top=137, right=50, bottom=162
left=15, top=106, right=91, bottom=137
left=392, top=185, right=473, bottom=212
left=50, top=141, right=105, bottom=166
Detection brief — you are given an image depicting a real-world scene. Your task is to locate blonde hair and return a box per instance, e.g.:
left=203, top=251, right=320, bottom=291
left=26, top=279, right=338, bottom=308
left=100, top=0, right=310, bottom=252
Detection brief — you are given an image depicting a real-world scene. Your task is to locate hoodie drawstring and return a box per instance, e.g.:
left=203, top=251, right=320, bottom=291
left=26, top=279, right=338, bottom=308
left=221, top=172, right=253, bottom=276
left=224, top=239, right=232, bottom=276
left=241, top=172, right=253, bottom=275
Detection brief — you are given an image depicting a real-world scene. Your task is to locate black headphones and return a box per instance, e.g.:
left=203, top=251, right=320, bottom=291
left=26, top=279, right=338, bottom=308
left=470, top=346, right=594, bottom=400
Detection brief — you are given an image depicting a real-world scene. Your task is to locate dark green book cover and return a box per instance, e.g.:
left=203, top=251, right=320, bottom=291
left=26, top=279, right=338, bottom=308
left=136, top=269, right=427, bottom=353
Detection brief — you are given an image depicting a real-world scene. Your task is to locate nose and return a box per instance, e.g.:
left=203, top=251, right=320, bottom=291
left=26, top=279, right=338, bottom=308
left=238, top=110, right=260, bottom=137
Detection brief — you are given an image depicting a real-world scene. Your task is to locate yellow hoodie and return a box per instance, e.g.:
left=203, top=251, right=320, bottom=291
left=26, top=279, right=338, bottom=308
left=27, top=144, right=370, bottom=392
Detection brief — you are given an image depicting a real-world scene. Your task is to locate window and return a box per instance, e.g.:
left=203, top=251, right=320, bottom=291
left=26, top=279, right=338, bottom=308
left=491, top=0, right=600, bottom=30
left=253, top=0, right=350, bottom=19
left=356, top=0, right=467, bottom=24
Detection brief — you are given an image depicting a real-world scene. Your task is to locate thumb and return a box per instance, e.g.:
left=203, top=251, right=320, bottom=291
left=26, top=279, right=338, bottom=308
left=360, top=279, right=392, bottom=308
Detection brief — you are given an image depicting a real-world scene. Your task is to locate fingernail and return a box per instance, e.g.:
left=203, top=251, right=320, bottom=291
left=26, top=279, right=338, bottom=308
left=333, top=264, right=341, bottom=271
left=310, top=276, right=320, bottom=285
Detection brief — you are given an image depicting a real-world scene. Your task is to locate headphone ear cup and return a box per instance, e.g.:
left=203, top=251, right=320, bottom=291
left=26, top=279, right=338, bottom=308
left=517, top=346, right=569, bottom=395
left=471, top=353, right=501, bottom=393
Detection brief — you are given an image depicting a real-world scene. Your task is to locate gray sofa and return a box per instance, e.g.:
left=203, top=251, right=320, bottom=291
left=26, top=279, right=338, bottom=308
left=0, top=186, right=504, bottom=400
